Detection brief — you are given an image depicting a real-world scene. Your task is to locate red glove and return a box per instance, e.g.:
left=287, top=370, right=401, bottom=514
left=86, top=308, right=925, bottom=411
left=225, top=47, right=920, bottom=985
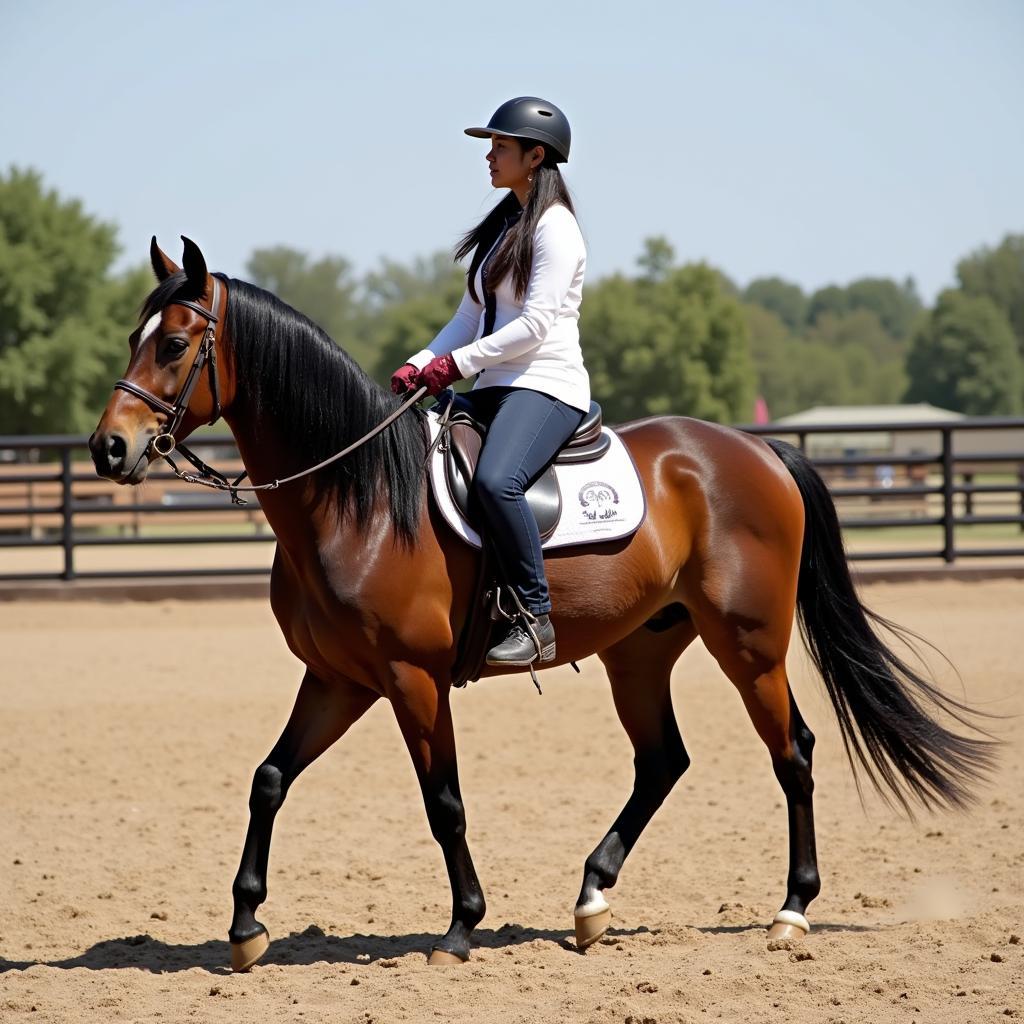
left=390, top=363, right=421, bottom=395
left=419, top=353, right=464, bottom=396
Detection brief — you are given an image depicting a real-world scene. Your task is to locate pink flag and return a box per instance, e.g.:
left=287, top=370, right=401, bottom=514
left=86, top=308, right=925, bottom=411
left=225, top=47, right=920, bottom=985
left=754, top=396, right=771, bottom=425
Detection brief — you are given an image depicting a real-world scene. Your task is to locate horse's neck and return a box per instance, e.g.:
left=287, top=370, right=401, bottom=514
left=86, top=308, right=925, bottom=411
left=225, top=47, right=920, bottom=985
left=224, top=409, right=339, bottom=554
left=223, top=404, right=401, bottom=573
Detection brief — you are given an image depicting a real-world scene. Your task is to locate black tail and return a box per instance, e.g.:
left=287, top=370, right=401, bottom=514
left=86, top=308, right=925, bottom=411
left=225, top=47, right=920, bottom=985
left=766, top=438, right=997, bottom=814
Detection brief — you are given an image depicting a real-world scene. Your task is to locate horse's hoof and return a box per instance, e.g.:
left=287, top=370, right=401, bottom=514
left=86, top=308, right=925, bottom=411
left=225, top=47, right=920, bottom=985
left=574, top=894, right=612, bottom=950
left=427, top=948, right=467, bottom=966
left=766, top=910, right=810, bottom=947
left=231, top=926, right=270, bottom=972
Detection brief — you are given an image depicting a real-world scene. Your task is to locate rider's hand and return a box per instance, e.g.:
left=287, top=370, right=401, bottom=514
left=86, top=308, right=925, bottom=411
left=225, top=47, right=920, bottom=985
left=419, top=354, right=464, bottom=397
left=390, top=363, right=421, bottom=396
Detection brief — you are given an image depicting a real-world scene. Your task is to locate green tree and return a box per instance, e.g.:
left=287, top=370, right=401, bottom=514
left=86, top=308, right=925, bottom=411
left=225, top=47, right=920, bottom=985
left=805, top=308, right=907, bottom=404
left=0, top=167, right=147, bottom=435
left=244, top=246, right=368, bottom=366
left=956, top=234, right=1024, bottom=355
left=584, top=251, right=755, bottom=424
left=743, top=277, right=807, bottom=332
left=743, top=302, right=861, bottom=417
left=845, top=276, right=922, bottom=340
left=637, top=235, right=675, bottom=283
left=806, top=284, right=849, bottom=325
left=367, top=253, right=466, bottom=386
left=904, top=290, right=1023, bottom=415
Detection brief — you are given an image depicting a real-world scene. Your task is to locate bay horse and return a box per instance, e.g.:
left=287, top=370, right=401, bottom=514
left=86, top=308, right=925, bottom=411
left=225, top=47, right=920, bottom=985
left=90, top=237, right=993, bottom=972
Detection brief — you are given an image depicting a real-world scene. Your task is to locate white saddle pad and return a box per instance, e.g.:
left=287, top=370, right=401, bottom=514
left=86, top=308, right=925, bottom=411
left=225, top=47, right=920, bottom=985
left=426, top=408, right=647, bottom=550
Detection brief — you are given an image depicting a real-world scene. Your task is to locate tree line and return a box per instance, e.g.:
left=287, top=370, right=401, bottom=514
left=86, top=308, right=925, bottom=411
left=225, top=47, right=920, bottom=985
left=2, top=166, right=1022, bottom=435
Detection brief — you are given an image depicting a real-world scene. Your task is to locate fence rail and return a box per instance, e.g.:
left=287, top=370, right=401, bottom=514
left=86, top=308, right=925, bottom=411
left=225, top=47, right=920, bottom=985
left=1, top=417, right=1023, bottom=583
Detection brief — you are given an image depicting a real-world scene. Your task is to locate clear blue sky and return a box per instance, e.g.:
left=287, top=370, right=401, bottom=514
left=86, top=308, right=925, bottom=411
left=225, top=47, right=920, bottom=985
left=2, top=0, right=1021, bottom=301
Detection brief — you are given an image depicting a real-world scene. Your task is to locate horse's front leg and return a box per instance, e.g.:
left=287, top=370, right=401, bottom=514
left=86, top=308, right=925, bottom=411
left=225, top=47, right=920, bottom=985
left=391, top=665, right=485, bottom=964
left=229, top=669, right=378, bottom=971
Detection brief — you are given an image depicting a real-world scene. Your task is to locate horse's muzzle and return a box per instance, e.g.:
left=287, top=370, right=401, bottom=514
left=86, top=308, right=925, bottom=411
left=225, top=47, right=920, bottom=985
left=89, top=428, right=151, bottom=483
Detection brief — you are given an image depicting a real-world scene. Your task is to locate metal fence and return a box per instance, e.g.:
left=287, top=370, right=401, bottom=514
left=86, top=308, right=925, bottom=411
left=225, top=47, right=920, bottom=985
left=1, top=417, right=1023, bottom=582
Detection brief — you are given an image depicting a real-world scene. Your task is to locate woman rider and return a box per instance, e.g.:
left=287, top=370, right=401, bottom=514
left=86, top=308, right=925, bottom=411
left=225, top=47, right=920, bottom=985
left=390, top=96, right=590, bottom=668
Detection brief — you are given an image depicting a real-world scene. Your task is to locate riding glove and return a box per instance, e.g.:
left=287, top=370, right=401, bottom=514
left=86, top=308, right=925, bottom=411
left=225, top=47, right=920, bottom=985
left=419, top=353, right=464, bottom=396
left=390, top=363, right=421, bottom=395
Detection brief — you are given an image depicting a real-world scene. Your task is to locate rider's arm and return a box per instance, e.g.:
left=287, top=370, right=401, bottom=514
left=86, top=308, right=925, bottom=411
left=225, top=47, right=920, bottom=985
left=404, top=289, right=483, bottom=371
left=448, top=208, right=582, bottom=376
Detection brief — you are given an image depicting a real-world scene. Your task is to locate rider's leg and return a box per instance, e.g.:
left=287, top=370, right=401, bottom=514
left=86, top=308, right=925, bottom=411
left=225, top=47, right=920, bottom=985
left=471, top=386, right=585, bottom=663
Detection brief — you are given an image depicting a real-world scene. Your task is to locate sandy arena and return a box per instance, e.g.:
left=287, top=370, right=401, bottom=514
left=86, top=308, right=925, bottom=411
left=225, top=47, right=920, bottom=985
left=1, top=580, right=1021, bottom=1023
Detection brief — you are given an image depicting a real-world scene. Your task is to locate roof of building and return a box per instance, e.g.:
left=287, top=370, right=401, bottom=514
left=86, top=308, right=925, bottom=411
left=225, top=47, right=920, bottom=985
left=773, top=403, right=963, bottom=426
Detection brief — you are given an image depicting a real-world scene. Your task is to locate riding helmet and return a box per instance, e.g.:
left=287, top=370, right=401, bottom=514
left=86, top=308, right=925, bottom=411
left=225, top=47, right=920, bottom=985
left=465, top=96, right=571, bottom=163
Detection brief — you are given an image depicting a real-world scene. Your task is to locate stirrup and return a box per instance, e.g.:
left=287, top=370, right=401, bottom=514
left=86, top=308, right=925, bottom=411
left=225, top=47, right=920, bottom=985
left=487, top=587, right=548, bottom=695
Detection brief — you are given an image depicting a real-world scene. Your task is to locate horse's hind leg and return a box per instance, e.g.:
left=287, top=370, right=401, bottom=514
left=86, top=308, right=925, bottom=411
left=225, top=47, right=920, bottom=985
left=229, top=670, right=378, bottom=971
left=692, top=571, right=821, bottom=945
left=575, top=618, right=697, bottom=949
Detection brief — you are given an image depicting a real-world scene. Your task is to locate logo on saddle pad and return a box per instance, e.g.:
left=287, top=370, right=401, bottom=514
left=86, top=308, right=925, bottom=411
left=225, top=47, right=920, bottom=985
left=579, top=481, right=620, bottom=522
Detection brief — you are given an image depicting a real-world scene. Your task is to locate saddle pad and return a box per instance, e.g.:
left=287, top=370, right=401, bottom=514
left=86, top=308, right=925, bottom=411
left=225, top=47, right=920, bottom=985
left=426, top=408, right=647, bottom=550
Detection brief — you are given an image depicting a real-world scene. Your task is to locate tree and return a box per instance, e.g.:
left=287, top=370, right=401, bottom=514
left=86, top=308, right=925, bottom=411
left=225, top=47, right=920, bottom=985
left=956, top=234, right=1024, bottom=356
left=367, top=254, right=466, bottom=387
left=845, top=276, right=922, bottom=340
left=743, top=303, right=864, bottom=417
left=584, top=250, right=756, bottom=424
left=743, top=277, right=807, bottom=332
left=804, top=308, right=907, bottom=404
left=636, top=236, right=675, bottom=283
left=0, top=167, right=147, bottom=435
left=904, top=290, right=1023, bottom=415
left=244, top=246, right=368, bottom=366
left=806, top=285, right=848, bottom=325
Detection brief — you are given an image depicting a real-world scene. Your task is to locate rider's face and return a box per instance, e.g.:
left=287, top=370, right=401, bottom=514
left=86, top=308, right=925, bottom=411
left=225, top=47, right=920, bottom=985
left=486, top=135, right=540, bottom=194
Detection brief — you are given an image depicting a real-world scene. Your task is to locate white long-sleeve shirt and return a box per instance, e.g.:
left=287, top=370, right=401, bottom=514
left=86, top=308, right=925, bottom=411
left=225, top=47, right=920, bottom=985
left=406, top=203, right=590, bottom=412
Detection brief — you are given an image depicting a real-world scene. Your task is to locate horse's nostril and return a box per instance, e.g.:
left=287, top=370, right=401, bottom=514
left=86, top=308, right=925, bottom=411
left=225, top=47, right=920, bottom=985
left=107, top=434, right=127, bottom=461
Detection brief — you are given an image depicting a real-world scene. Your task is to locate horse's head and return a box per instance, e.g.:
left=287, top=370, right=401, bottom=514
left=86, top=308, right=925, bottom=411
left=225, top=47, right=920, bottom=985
left=90, top=236, right=230, bottom=483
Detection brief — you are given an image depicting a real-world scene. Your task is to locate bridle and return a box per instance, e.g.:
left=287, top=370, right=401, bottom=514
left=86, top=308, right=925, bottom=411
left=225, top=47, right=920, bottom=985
left=112, top=274, right=428, bottom=504
left=114, top=276, right=223, bottom=460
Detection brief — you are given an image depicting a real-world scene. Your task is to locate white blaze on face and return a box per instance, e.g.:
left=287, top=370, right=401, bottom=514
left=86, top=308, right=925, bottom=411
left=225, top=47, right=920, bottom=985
left=140, top=312, right=162, bottom=344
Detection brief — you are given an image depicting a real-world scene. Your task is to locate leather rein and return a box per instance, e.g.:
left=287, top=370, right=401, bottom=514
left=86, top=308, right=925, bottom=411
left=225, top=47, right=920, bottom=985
left=114, top=277, right=428, bottom=505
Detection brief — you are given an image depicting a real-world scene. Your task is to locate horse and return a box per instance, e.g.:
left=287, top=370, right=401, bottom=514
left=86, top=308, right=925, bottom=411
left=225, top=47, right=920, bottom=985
left=89, top=237, right=994, bottom=972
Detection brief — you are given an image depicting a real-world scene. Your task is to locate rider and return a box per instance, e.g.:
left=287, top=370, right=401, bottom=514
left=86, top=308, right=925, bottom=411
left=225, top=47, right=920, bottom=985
left=390, top=96, right=589, bottom=668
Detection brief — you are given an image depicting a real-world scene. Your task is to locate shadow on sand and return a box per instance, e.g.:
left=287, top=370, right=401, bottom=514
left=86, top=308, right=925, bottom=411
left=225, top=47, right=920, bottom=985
left=698, top=921, right=876, bottom=936
left=0, top=922, right=659, bottom=975
left=0, top=919, right=880, bottom=975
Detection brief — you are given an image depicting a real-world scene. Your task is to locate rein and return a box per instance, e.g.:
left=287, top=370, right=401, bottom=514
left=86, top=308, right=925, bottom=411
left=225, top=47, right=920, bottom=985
left=166, top=384, right=429, bottom=505
left=115, top=278, right=429, bottom=505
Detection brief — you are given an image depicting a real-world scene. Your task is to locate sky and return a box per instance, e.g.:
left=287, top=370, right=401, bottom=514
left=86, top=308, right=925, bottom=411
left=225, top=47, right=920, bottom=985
left=2, top=0, right=1022, bottom=302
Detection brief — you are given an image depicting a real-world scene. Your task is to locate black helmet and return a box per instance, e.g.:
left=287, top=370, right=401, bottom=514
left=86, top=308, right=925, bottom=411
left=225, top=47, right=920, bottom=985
left=465, top=96, right=571, bottom=163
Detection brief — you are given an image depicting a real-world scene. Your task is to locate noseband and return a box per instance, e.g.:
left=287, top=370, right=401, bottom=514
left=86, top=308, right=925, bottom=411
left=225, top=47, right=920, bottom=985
left=114, top=276, right=223, bottom=458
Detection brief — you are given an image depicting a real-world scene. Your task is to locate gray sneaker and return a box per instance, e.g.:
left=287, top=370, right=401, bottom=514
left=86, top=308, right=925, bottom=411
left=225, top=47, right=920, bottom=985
left=486, top=613, right=556, bottom=666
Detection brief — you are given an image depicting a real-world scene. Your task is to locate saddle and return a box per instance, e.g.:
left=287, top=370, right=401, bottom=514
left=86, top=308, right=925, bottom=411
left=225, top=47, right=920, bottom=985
left=425, top=390, right=634, bottom=692
left=440, top=395, right=610, bottom=541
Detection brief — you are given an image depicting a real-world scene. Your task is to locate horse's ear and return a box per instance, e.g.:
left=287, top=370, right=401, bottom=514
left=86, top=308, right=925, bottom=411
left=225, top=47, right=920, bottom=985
left=180, top=235, right=210, bottom=298
left=150, top=236, right=178, bottom=281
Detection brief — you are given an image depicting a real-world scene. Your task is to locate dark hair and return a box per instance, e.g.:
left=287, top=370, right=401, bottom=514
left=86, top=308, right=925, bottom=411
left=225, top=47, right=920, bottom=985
left=454, top=140, right=576, bottom=302
left=139, top=271, right=428, bottom=549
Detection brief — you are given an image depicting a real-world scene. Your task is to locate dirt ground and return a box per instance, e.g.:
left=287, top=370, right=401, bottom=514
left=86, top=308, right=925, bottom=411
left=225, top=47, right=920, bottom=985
left=1, top=580, right=1021, bottom=1024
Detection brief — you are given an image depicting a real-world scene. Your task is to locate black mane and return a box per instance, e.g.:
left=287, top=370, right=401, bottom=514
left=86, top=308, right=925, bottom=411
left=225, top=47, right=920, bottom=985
left=140, top=272, right=428, bottom=547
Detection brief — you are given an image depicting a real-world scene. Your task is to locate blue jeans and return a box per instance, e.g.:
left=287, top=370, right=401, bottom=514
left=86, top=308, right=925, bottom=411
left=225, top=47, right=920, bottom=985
left=455, top=386, right=585, bottom=616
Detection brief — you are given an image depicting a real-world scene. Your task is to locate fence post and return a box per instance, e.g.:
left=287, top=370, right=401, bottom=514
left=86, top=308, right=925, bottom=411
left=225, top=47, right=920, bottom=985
left=1019, top=465, right=1024, bottom=534
left=61, top=446, right=75, bottom=581
left=941, top=428, right=955, bottom=563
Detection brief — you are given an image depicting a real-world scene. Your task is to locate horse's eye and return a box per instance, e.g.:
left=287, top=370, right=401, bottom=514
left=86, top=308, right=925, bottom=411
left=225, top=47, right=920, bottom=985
left=165, top=338, right=189, bottom=358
